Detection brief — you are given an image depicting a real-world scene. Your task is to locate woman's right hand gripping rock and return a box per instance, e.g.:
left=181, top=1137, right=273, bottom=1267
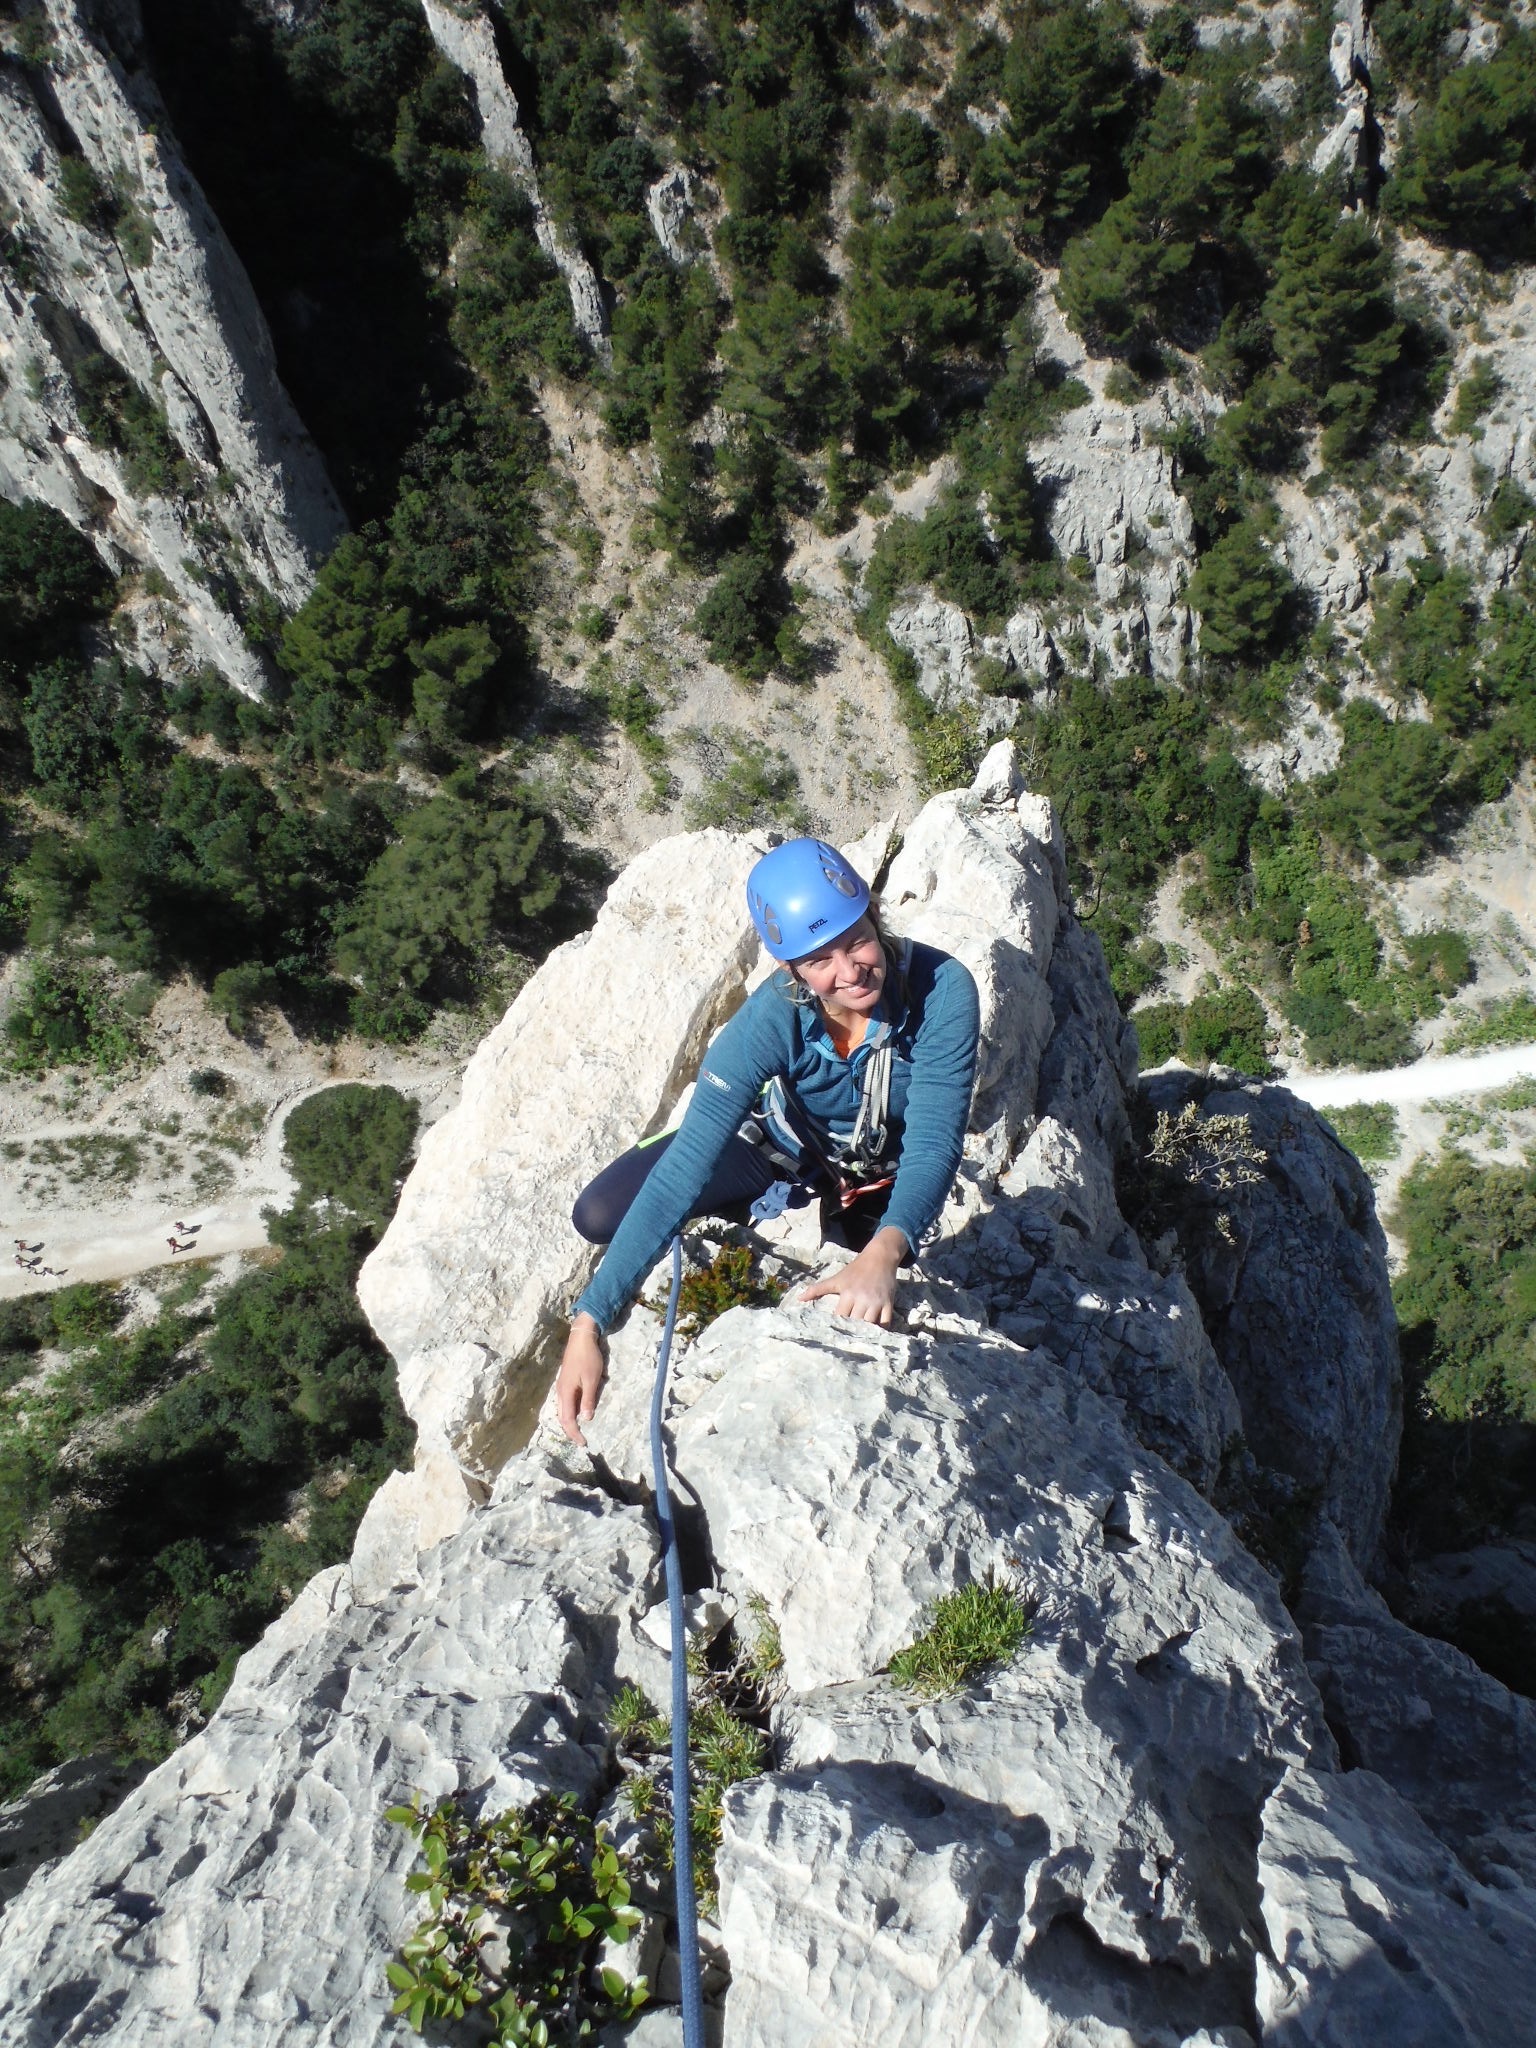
left=556, top=1313, right=606, bottom=1446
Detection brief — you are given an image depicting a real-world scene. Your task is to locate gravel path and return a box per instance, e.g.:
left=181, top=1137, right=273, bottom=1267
left=0, top=1067, right=462, bottom=1301
left=1279, top=1042, right=1536, bottom=1109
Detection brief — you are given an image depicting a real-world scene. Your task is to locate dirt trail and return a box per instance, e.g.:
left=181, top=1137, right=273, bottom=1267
left=1280, top=1042, right=1536, bottom=1109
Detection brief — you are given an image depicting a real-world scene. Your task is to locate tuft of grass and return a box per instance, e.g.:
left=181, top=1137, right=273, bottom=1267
left=744, top=1593, right=783, bottom=1688
left=888, top=1579, right=1034, bottom=1697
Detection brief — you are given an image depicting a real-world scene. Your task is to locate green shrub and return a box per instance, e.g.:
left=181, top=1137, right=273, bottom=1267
left=336, top=795, right=560, bottom=1030
left=1284, top=988, right=1417, bottom=1069
left=1133, top=1002, right=1186, bottom=1070
left=1448, top=357, right=1500, bottom=437
left=1383, top=32, right=1536, bottom=259
left=1393, top=1148, right=1536, bottom=1422
left=1187, top=522, right=1302, bottom=668
left=1401, top=927, right=1474, bottom=1008
left=1325, top=1102, right=1401, bottom=1164
left=384, top=1791, right=647, bottom=2041
left=1443, top=990, right=1536, bottom=1053
left=0, top=499, right=111, bottom=684
left=1181, top=986, right=1272, bottom=1075
left=49, top=1283, right=127, bottom=1352
left=684, top=738, right=807, bottom=833
left=1309, top=701, right=1449, bottom=871
left=653, top=1243, right=785, bottom=1341
left=4, top=954, right=139, bottom=1074
left=282, top=1084, right=419, bottom=1228
left=210, top=963, right=281, bottom=1038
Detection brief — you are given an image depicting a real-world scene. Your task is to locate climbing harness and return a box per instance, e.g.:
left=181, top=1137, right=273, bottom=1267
left=650, top=1235, right=706, bottom=2048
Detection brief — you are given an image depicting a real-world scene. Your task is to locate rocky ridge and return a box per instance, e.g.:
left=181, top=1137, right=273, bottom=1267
left=417, top=0, right=609, bottom=361
left=0, top=744, right=1533, bottom=2044
left=0, top=0, right=345, bottom=690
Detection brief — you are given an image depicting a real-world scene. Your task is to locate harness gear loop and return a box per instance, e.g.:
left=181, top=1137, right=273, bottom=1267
left=650, top=1236, right=707, bottom=2048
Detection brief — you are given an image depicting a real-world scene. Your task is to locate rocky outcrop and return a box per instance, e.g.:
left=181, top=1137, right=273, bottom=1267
left=0, top=0, right=345, bottom=690
left=1296, top=1521, right=1536, bottom=1887
left=419, top=0, right=609, bottom=361
left=646, top=166, right=702, bottom=266
left=1138, top=1068, right=1401, bottom=1566
left=4, top=748, right=1530, bottom=2042
left=1030, top=386, right=1200, bottom=680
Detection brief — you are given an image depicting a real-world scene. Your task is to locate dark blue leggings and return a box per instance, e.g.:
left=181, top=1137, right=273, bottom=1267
left=572, top=1131, right=894, bottom=1250
left=571, top=1130, right=783, bottom=1243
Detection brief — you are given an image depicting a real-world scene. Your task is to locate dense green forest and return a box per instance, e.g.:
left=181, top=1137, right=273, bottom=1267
left=0, top=1084, right=417, bottom=1795
left=1, top=0, right=1534, bottom=1063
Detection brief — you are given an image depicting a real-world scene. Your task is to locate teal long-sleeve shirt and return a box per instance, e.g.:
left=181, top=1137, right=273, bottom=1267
left=572, top=941, right=980, bottom=1332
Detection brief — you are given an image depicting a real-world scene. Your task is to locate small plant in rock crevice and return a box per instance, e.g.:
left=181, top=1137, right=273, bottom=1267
left=384, top=1790, right=648, bottom=2045
left=611, top=1617, right=776, bottom=1916
left=1122, top=1098, right=1270, bottom=1252
left=887, top=1576, right=1035, bottom=1697
left=644, top=1242, right=784, bottom=1341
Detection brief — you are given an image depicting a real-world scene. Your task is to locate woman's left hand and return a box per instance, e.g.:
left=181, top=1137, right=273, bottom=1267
left=797, top=1225, right=908, bottom=1325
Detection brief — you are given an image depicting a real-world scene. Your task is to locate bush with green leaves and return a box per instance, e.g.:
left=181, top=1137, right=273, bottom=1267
left=1383, top=31, right=1536, bottom=260
left=1394, top=1148, right=1536, bottom=1424
left=612, top=1624, right=772, bottom=1917
left=4, top=953, right=139, bottom=1075
left=282, top=1083, right=419, bottom=1229
left=0, top=499, right=111, bottom=687
left=1324, top=1102, right=1401, bottom=1165
left=1135, top=987, right=1271, bottom=1076
left=336, top=794, right=560, bottom=1036
left=384, top=1791, right=647, bottom=2044
left=684, top=738, right=807, bottom=834
left=1443, top=990, right=1536, bottom=1053
left=1186, top=521, right=1303, bottom=669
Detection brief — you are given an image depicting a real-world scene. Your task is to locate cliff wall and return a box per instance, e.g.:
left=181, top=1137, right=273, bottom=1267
left=0, top=0, right=344, bottom=689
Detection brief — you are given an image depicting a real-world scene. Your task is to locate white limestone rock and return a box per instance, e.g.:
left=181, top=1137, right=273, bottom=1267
left=0, top=0, right=346, bottom=690
left=686, top=1303, right=1324, bottom=2041
left=419, top=0, right=610, bottom=359
left=646, top=166, right=702, bottom=265
left=881, top=768, right=1064, bottom=1155
left=1030, top=386, right=1200, bottom=680
left=357, top=829, right=763, bottom=1492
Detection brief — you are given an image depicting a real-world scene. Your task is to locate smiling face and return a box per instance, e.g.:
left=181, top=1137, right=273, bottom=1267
left=790, top=914, right=887, bottom=1021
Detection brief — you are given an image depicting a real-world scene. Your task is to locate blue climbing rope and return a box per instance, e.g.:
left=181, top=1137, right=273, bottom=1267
left=650, top=1235, right=706, bottom=2048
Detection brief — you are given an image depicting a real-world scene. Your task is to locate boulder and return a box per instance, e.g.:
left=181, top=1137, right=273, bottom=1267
left=356, top=828, right=763, bottom=1496
left=647, top=166, right=702, bottom=265
left=1138, top=1069, right=1400, bottom=1567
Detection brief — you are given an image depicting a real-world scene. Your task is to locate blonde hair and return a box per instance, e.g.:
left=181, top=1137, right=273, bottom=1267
left=777, top=903, right=894, bottom=1008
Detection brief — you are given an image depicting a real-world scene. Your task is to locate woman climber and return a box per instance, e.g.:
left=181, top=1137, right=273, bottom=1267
left=555, top=837, right=981, bottom=1444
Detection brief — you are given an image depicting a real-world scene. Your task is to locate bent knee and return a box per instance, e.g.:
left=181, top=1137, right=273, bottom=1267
left=571, top=1184, right=618, bottom=1243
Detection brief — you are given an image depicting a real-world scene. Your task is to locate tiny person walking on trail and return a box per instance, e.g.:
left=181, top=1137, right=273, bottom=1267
left=556, top=838, right=981, bottom=1444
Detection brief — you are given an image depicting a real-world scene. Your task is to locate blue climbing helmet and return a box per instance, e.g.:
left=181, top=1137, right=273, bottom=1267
left=746, top=838, right=871, bottom=961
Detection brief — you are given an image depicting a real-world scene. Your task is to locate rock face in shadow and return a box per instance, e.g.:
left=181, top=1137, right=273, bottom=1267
left=1137, top=1068, right=1401, bottom=1568
left=0, top=745, right=1529, bottom=2045
left=0, top=0, right=345, bottom=688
